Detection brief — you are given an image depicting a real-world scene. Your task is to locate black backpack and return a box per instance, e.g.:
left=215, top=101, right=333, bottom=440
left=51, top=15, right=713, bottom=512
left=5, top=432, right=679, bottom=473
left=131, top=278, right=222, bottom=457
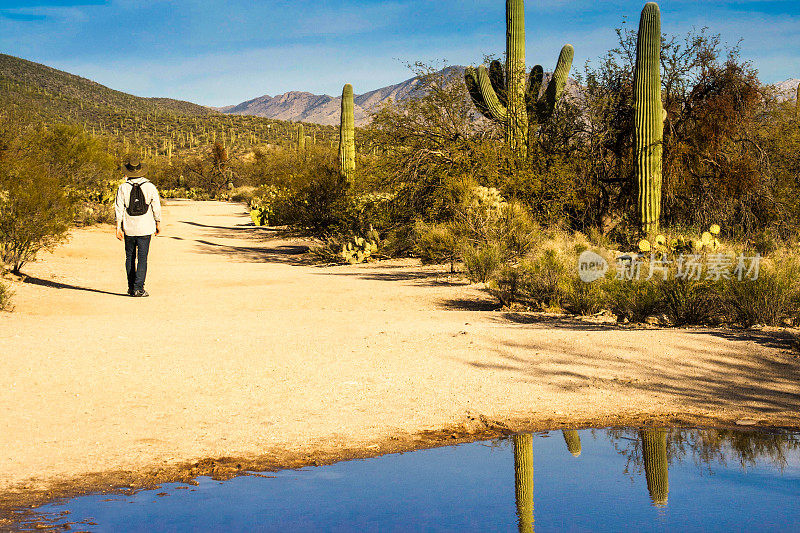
left=126, top=180, right=150, bottom=216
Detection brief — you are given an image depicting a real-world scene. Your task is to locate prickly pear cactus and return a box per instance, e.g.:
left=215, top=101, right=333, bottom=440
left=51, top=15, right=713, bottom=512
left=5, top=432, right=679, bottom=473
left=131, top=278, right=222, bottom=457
left=634, top=2, right=666, bottom=234
left=339, top=83, right=356, bottom=181
left=339, top=234, right=380, bottom=264
left=250, top=204, right=269, bottom=226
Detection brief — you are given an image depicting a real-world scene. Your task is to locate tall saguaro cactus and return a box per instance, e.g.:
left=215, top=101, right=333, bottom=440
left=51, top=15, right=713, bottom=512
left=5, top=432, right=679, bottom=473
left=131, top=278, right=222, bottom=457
left=513, top=434, right=534, bottom=533
left=634, top=2, right=666, bottom=234
left=795, top=82, right=799, bottom=120
left=465, top=0, right=573, bottom=158
left=339, top=83, right=356, bottom=181
left=640, top=428, right=669, bottom=506
left=297, top=123, right=305, bottom=152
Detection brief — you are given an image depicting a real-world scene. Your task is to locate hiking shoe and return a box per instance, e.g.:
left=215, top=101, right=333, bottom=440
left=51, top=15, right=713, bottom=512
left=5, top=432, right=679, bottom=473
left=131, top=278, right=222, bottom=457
left=133, top=289, right=149, bottom=297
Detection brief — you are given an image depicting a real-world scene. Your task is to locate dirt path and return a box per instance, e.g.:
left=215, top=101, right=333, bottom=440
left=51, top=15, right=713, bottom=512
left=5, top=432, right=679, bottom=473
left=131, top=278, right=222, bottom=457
left=1, top=200, right=799, bottom=515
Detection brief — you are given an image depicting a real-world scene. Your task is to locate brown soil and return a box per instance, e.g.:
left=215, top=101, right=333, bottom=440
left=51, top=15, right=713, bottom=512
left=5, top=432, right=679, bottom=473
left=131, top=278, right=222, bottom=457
left=1, top=200, right=799, bottom=525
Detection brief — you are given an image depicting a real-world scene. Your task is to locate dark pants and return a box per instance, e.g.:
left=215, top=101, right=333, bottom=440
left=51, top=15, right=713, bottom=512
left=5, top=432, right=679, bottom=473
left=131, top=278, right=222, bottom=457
left=125, top=235, right=152, bottom=294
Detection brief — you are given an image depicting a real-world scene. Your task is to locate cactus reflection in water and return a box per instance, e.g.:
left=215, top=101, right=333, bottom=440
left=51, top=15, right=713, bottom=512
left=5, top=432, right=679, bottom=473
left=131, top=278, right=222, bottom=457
left=640, top=428, right=669, bottom=506
left=562, top=430, right=582, bottom=457
left=513, top=434, right=534, bottom=533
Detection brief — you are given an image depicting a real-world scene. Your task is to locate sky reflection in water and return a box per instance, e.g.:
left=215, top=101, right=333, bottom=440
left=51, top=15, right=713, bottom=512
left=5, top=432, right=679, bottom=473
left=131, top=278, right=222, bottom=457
left=23, top=428, right=800, bottom=532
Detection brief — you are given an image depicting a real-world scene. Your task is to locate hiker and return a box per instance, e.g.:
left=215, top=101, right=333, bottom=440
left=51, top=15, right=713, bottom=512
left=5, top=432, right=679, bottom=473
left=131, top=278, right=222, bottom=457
left=114, top=158, right=162, bottom=297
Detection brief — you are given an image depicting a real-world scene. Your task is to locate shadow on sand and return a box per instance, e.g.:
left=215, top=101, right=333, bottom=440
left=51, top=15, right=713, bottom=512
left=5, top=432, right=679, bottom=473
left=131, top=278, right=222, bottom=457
left=178, top=219, right=312, bottom=265
left=194, top=239, right=310, bottom=265
left=453, top=309, right=800, bottom=414
left=22, top=276, right=129, bottom=297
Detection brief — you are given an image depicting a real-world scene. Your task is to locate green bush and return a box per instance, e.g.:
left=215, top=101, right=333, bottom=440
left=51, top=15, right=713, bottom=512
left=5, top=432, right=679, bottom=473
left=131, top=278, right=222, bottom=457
left=280, top=165, right=350, bottom=234
left=723, top=264, right=799, bottom=327
left=229, top=186, right=257, bottom=203
left=0, top=280, right=12, bottom=311
left=564, top=276, right=609, bottom=316
left=489, top=263, right=529, bottom=307
left=608, top=278, right=664, bottom=323
left=413, top=221, right=461, bottom=272
left=660, top=278, right=720, bottom=326
left=0, top=160, right=75, bottom=273
left=525, top=249, right=569, bottom=308
left=463, top=242, right=505, bottom=283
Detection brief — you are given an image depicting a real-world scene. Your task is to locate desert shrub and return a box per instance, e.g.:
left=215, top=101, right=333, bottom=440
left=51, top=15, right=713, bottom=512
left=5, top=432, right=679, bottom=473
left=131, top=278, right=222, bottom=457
left=487, top=248, right=574, bottom=309
left=660, top=278, right=721, bottom=326
left=413, top=221, right=460, bottom=272
left=380, top=226, right=416, bottom=258
left=463, top=242, right=505, bottom=283
left=564, top=276, right=610, bottom=316
left=723, top=263, right=799, bottom=327
left=524, top=248, right=570, bottom=308
left=229, top=186, right=257, bottom=204
left=0, top=280, right=12, bottom=311
left=491, top=201, right=541, bottom=258
left=280, top=165, right=350, bottom=234
left=489, top=263, right=529, bottom=307
left=0, top=165, right=75, bottom=273
left=608, top=278, right=664, bottom=323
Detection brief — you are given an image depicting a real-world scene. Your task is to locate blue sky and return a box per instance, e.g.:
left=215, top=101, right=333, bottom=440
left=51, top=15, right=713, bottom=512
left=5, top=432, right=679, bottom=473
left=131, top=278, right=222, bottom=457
left=0, top=1, right=797, bottom=106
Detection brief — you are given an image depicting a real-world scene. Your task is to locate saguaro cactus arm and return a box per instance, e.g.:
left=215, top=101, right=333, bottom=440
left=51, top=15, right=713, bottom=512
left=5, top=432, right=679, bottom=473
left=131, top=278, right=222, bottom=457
left=525, top=65, right=544, bottom=118
left=534, top=44, right=574, bottom=122
left=489, top=59, right=508, bottom=107
left=465, top=68, right=494, bottom=120
left=476, top=65, right=509, bottom=122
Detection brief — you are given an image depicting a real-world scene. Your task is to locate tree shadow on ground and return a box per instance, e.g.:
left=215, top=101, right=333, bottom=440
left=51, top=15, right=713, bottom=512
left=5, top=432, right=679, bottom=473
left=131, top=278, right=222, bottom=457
left=178, top=219, right=315, bottom=265
left=439, top=297, right=502, bottom=311
left=179, top=220, right=282, bottom=242
left=454, top=315, right=800, bottom=414
left=22, top=276, right=128, bottom=297
left=194, top=239, right=311, bottom=265
left=320, top=263, right=470, bottom=287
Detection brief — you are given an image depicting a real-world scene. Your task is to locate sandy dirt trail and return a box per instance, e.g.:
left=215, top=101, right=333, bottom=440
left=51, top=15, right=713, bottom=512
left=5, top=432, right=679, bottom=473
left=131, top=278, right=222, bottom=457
left=1, top=200, right=799, bottom=512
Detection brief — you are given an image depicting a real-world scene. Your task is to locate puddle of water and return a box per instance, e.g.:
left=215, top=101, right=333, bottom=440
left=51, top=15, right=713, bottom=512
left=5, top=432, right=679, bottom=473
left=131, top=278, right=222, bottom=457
left=17, top=427, right=800, bottom=532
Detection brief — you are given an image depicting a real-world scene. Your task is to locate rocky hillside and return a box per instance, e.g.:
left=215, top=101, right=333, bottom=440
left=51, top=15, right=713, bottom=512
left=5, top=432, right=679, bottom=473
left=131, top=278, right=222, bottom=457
left=0, top=53, right=212, bottom=118
left=774, top=79, right=800, bottom=101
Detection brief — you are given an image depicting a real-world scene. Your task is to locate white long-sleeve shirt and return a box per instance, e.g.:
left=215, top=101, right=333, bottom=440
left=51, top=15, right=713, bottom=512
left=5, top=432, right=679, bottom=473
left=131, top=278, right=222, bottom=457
left=114, top=178, right=162, bottom=236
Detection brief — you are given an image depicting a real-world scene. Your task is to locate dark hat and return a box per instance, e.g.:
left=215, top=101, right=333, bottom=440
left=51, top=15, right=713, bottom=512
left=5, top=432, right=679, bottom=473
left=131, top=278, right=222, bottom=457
left=123, top=158, right=147, bottom=178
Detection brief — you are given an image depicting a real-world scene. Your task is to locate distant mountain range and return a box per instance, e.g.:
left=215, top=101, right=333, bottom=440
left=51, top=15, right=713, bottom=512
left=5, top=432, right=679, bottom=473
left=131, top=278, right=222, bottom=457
left=220, top=72, right=800, bottom=126
left=0, top=52, right=797, bottom=130
left=216, top=67, right=467, bottom=127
